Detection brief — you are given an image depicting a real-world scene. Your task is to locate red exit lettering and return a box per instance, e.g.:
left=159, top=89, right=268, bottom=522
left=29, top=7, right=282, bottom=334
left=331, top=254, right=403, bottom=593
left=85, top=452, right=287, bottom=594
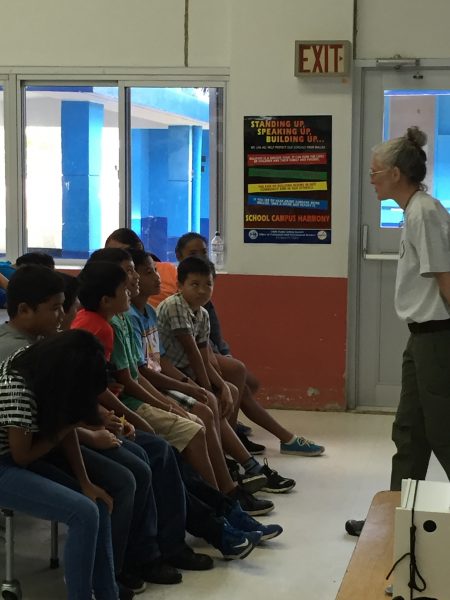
left=296, top=41, right=349, bottom=76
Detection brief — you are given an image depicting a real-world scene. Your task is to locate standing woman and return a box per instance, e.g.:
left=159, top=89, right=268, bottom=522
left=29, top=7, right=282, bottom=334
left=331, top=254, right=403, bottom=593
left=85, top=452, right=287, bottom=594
left=0, top=330, right=118, bottom=600
left=370, top=126, right=450, bottom=490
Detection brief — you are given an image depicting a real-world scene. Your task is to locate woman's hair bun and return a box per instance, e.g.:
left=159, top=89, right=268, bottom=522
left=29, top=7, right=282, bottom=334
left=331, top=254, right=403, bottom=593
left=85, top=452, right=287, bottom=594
left=406, top=126, right=427, bottom=148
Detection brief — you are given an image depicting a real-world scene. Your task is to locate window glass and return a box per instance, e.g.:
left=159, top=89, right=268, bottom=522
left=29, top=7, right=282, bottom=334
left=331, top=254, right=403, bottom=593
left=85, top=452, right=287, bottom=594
left=129, top=87, right=223, bottom=261
left=0, top=86, right=5, bottom=255
left=381, top=89, right=450, bottom=228
left=24, top=85, right=119, bottom=258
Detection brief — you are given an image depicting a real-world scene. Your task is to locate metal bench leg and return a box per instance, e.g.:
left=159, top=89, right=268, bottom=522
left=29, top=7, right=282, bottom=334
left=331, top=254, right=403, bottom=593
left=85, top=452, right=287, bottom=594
left=1, top=509, right=22, bottom=600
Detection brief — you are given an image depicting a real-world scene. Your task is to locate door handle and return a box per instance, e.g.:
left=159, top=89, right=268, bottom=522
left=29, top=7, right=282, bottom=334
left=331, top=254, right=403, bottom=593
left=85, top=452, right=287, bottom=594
left=362, top=225, right=399, bottom=261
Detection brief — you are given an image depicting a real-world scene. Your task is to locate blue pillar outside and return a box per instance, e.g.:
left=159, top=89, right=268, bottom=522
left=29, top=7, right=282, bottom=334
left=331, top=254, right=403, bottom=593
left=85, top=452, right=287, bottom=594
left=167, top=125, right=192, bottom=238
left=200, top=129, right=210, bottom=241
left=191, top=125, right=202, bottom=232
left=131, top=128, right=169, bottom=258
left=130, top=125, right=194, bottom=259
left=131, top=129, right=145, bottom=236
left=61, top=101, right=104, bottom=258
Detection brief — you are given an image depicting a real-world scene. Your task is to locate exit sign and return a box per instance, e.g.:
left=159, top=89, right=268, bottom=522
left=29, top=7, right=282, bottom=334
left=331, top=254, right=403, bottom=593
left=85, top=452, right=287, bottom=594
left=295, top=40, right=351, bottom=77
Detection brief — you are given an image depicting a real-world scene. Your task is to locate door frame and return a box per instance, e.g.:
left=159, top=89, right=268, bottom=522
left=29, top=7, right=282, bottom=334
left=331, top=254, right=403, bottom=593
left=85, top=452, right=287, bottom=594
left=346, top=59, right=450, bottom=410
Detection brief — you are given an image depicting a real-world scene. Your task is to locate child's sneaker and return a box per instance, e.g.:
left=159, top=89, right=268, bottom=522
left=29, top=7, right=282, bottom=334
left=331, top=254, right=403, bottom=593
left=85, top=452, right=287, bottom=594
left=227, top=503, right=283, bottom=542
left=217, top=520, right=261, bottom=560
left=238, top=470, right=267, bottom=494
left=236, top=421, right=252, bottom=436
left=280, top=435, right=325, bottom=457
left=225, top=457, right=240, bottom=481
left=232, top=487, right=274, bottom=516
left=117, top=572, right=146, bottom=594
left=260, top=459, right=296, bottom=493
left=237, top=431, right=266, bottom=455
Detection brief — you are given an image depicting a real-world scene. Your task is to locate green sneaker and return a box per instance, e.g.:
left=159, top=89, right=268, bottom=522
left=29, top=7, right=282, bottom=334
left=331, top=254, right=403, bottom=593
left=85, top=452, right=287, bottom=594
left=280, top=436, right=325, bottom=457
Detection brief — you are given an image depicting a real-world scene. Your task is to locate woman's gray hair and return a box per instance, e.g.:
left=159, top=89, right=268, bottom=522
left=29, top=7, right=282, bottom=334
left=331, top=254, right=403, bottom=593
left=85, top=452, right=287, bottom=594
left=372, top=126, right=428, bottom=190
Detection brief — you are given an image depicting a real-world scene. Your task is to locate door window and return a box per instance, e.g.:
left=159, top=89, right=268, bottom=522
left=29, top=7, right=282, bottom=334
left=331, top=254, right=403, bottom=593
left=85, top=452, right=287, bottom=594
left=381, top=89, right=450, bottom=228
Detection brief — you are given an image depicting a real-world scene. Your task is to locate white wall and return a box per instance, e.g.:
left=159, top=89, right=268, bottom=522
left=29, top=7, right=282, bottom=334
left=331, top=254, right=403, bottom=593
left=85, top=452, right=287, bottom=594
left=226, top=0, right=353, bottom=277
left=0, top=0, right=185, bottom=67
left=0, top=0, right=354, bottom=278
left=356, top=0, right=450, bottom=59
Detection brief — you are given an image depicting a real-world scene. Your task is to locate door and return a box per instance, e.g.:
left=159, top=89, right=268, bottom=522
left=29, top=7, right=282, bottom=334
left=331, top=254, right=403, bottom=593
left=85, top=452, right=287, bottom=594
left=356, top=67, right=450, bottom=409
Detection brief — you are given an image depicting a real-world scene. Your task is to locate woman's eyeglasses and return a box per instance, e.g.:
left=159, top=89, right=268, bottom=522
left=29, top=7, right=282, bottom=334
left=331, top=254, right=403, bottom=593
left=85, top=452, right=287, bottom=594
left=369, top=169, right=388, bottom=177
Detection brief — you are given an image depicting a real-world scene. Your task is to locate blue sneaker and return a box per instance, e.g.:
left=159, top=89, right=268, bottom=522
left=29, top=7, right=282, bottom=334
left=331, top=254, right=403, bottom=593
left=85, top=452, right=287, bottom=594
left=280, top=435, right=325, bottom=457
left=227, top=503, right=283, bottom=542
left=217, top=520, right=261, bottom=560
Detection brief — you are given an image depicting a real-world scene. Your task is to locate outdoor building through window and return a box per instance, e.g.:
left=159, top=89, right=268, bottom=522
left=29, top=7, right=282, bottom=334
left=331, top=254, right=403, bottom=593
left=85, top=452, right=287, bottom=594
left=24, top=85, right=120, bottom=259
left=20, top=83, right=223, bottom=261
left=380, top=89, right=450, bottom=228
left=129, top=87, right=222, bottom=261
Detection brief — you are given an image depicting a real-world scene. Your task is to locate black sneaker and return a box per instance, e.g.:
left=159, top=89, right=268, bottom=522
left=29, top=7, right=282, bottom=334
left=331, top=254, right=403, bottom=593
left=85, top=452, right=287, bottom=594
left=260, top=459, right=296, bottom=494
left=117, top=572, right=146, bottom=594
left=345, top=519, right=365, bottom=537
left=233, top=487, right=274, bottom=516
left=138, top=558, right=182, bottom=584
left=236, top=421, right=253, bottom=436
left=238, top=470, right=267, bottom=494
left=167, top=543, right=214, bottom=571
left=118, top=582, right=136, bottom=600
left=237, top=431, right=266, bottom=455
left=225, top=457, right=240, bottom=482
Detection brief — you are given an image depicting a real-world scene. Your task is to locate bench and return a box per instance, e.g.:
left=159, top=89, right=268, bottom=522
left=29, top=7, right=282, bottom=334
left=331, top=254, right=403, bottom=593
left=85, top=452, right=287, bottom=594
left=0, top=509, right=59, bottom=600
left=336, top=490, right=401, bottom=600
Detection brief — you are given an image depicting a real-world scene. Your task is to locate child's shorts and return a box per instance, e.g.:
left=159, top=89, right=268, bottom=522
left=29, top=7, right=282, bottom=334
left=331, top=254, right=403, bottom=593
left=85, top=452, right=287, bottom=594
left=135, top=403, right=203, bottom=452
left=166, top=389, right=197, bottom=410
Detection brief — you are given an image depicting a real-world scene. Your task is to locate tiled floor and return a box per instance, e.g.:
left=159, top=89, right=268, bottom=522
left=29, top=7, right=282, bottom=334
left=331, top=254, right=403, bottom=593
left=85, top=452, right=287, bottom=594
left=1, top=409, right=448, bottom=600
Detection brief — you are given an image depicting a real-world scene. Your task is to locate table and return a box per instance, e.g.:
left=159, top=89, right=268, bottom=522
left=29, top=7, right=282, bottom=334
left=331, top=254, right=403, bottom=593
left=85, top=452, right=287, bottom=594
left=336, top=491, right=401, bottom=599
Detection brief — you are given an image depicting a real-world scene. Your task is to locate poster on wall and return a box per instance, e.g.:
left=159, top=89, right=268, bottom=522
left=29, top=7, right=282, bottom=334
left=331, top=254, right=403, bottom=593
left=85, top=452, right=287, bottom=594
left=244, top=115, right=332, bottom=244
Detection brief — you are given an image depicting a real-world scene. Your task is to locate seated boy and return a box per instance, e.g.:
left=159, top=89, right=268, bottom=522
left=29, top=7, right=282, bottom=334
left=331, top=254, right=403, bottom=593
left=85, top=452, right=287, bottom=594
left=83, top=248, right=228, bottom=494
left=157, top=255, right=296, bottom=493
left=175, top=232, right=326, bottom=459
left=127, top=249, right=282, bottom=509
left=0, top=252, right=55, bottom=308
left=69, top=268, right=279, bottom=549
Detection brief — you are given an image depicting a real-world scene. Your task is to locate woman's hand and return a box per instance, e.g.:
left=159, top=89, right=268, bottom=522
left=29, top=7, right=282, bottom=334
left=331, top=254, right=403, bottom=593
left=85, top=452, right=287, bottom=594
left=81, top=481, right=114, bottom=513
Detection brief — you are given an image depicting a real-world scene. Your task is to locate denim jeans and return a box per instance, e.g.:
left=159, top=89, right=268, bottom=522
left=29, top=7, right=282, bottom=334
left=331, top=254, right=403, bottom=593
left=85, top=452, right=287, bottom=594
left=175, top=451, right=233, bottom=547
left=100, top=438, right=159, bottom=566
left=32, top=443, right=159, bottom=574
left=31, top=445, right=136, bottom=577
left=132, top=431, right=187, bottom=560
left=0, top=455, right=117, bottom=600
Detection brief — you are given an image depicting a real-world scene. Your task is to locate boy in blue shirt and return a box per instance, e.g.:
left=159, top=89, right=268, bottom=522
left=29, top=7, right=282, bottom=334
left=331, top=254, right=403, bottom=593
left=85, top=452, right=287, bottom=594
left=131, top=251, right=295, bottom=492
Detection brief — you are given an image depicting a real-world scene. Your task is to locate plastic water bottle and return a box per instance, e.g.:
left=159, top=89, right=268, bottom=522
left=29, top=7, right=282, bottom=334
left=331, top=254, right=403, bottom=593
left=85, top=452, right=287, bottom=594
left=210, top=231, right=224, bottom=269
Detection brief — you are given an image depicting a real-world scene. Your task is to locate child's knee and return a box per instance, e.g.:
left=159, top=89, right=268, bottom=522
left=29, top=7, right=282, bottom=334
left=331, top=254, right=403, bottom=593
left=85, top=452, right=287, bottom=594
left=194, top=402, right=214, bottom=426
left=205, top=391, right=219, bottom=413
left=227, top=382, right=239, bottom=403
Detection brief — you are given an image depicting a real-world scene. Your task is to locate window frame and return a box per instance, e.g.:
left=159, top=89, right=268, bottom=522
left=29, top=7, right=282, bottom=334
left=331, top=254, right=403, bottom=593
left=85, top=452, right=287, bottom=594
left=0, top=68, right=228, bottom=265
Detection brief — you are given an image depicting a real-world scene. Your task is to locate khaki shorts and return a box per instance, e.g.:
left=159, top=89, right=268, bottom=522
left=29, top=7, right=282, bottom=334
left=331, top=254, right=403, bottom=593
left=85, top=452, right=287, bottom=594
left=135, top=403, right=203, bottom=452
